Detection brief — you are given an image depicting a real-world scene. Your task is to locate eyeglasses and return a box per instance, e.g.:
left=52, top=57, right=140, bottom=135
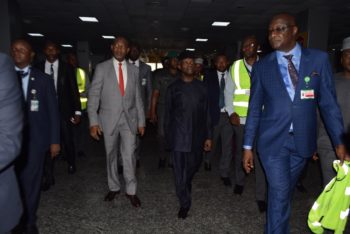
left=268, top=25, right=295, bottom=34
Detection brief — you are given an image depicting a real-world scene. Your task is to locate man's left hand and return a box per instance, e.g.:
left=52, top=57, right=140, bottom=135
left=203, top=139, right=212, bottom=151
left=70, top=115, right=81, bottom=125
left=50, top=144, right=60, bottom=159
left=336, top=144, right=350, bottom=163
left=138, top=127, right=145, bottom=136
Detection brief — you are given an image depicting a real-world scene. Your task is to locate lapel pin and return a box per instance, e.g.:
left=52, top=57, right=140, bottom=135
left=31, top=77, right=35, bottom=81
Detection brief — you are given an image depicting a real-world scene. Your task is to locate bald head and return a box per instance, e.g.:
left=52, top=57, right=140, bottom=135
left=11, top=39, right=35, bottom=68
left=268, top=13, right=298, bottom=52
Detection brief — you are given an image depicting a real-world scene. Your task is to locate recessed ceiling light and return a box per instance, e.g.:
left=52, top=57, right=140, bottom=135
left=332, top=48, right=336, bottom=51
left=102, top=35, right=115, bottom=39
left=61, top=44, right=73, bottom=48
left=257, top=49, right=262, bottom=53
left=186, top=48, right=195, bottom=51
left=28, top=33, right=44, bottom=37
left=196, top=38, right=208, bottom=42
left=154, top=37, right=158, bottom=40
left=212, top=21, right=230, bottom=27
left=79, top=16, right=99, bottom=22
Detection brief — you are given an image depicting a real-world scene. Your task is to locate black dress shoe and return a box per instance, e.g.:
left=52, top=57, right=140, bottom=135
left=104, top=190, right=120, bottom=201
left=233, top=184, right=244, bottom=195
left=204, top=162, right=211, bottom=171
left=257, top=200, right=267, bottom=213
left=125, top=194, right=141, bottom=207
left=25, top=225, right=39, bottom=234
left=177, top=207, right=189, bottom=219
left=158, top=159, right=166, bottom=168
left=221, top=177, right=232, bottom=186
left=68, top=165, right=76, bottom=174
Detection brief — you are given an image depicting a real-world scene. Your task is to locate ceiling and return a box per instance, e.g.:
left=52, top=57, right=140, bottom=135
left=16, top=0, right=350, bottom=56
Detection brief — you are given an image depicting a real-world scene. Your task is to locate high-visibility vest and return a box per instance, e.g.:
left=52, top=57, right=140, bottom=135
left=76, top=68, right=87, bottom=110
left=230, top=59, right=251, bottom=117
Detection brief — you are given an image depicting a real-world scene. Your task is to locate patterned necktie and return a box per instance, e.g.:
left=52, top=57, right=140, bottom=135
left=283, top=55, right=298, bottom=89
left=118, top=62, right=125, bottom=96
left=50, top=63, right=54, bottom=77
left=219, top=72, right=225, bottom=109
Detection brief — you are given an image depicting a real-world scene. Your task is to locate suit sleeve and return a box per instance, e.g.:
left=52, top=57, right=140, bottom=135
left=317, top=53, right=344, bottom=146
left=135, top=69, right=145, bottom=128
left=146, top=65, right=152, bottom=112
left=45, top=75, right=60, bottom=144
left=0, top=55, right=23, bottom=172
left=67, top=65, right=81, bottom=114
left=243, top=63, right=264, bottom=148
left=224, top=69, right=235, bottom=116
left=87, top=64, right=103, bottom=126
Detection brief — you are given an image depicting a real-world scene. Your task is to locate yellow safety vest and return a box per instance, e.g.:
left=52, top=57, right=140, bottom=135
left=76, top=68, right=87, bottom=110
left=230, top=59, right=251, bottom=117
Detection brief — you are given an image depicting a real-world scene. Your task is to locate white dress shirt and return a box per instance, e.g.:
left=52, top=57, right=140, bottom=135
left=45, top=59, right=58, bottom=91
left=15, top=66, right=30, bottom=100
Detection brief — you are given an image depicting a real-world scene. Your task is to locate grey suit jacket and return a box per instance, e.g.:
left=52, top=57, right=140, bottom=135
left=88, top=59, right=145, bottom=136
left=0, top=53, right=23, bottom=232
left=138, top=62, right=152, bottom=113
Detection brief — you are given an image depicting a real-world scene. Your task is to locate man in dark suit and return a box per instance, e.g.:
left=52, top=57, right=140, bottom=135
left=88, top=37, right=145, bottom=208
left=243, top=13, right=348, bottom=233
left=0, top=53, right=23, bottom=233
left=203, top=54, right=233, bottom=186
left=11, top=39, right=60, bottom=234
left=128, top=42, right=152, bottom=167
left=36, top=41, right=81, bottom=187
left=164, top=51, right=212, bottom=219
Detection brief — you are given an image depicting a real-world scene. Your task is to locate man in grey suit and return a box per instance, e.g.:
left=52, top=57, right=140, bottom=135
left=0, top=53, right=23, bottom=233
left=88, top=37, right=145, bottom=208
left=128, top=42, right=152, bottom=167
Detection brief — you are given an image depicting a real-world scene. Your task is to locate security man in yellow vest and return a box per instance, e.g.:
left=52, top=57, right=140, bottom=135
left=225, top=35, right=267, bottom=212
left=67, top=53, right=89, bottom=158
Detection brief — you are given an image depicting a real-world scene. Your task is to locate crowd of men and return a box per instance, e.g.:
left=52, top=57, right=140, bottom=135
left=1, top=12, right=350, bottom=234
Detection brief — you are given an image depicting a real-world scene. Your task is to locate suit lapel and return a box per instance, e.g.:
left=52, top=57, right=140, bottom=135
left=108, top=59, right=122, bottom=96
left=125, top=63, right=132, bottom=95
left=269, top=53, right=292, bottom=102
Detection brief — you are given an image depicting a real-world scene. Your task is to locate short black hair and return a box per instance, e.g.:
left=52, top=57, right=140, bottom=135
left=178, top=50, right=195, bottom=61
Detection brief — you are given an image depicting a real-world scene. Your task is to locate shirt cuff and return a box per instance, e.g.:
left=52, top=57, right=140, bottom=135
left=75, top=111, right=82, bottom=116
left=243, top=145, right=252, bottom=150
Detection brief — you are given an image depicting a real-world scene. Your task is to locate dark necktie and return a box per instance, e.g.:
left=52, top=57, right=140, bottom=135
left=219, top=72, right=225, bottom=109
left=118, top=63, right=125, bottom=96
left=283, top=55, right=298, bottom=89
left=16, top=70, right=29, bottom=79
left=50, top=63, right=54, bottom=78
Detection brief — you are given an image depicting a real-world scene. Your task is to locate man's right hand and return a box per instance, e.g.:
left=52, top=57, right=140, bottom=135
left=150, top=112, right=158, bottom=124
left=243, top=149, right=254, bottom=173
left=90, top=125, right=102, bottom=140
left=230, top=112, right=240, bottom=126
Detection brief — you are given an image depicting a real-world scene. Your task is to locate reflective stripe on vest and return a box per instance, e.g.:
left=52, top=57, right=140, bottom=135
left=76, top=68, right=87, bottom=110
left=230, top=59, right=251, bottom=117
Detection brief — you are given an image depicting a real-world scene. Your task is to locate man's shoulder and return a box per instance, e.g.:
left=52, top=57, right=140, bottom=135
left=96, top=59, right=112, bottom=69
left=140, top=61, right=151, bottom=70
left=0, top=53, right=13, bottom=72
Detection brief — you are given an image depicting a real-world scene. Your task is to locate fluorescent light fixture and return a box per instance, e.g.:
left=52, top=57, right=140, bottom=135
left=257, top=49, right=262, bottom=53
left=79, top=16, right=99, bottom=22
left=102, top=35, right=115, bottom=39
left=28, top=33, right=44, bottom=37
left=186, top=48, right=195, bottom=51
left=61, top=44, right=73, bottom=48
left=195, top=38, right=208, bottom=42
left=212, top=21, right=230, bottom=27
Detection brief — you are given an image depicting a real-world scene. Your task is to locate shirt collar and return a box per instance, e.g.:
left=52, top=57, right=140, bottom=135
left=129, top=59, right=139, bottom=67
left=113, top=58, right=126, bottom=66
left=276, top=43, right=301, bottom=60
left=217, top=70, right=227, bottom=77
left=45, top=59, right=59, bottom=67
left=15, top=65, right=30, bottom=73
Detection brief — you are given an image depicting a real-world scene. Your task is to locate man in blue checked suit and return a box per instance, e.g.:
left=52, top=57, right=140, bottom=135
left=243, top=13, right=348, bottom=233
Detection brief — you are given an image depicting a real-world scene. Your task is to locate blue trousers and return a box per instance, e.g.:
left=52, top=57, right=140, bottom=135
left=260, top=134, right=308, bottom=234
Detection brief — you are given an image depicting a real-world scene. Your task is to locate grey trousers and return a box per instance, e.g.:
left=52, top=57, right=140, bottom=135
left=103, top=113, right=137, bottom=195
left=204, top=113, right=233, bottom=177
left=233, top=124, right=266, bottom=201
left=318, top=148, right=337, bottom=187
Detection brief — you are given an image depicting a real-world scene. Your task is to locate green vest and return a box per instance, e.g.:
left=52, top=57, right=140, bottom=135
left=76, top=68, right=87, bottom=110
left=230, top=59, right=251, bottom=117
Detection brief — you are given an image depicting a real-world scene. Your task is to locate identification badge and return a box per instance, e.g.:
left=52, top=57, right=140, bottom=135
left=30, top=100, right=39, bottom=111
left=142, top=78, right=147, bottom=86
left=300, top=89, right=315, bottom=99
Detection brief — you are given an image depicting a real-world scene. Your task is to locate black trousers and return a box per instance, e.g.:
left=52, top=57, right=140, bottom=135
left=172, top=150, right=202, bottom=209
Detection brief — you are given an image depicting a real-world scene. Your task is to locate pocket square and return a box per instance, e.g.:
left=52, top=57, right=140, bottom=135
left=310, top=71, right=320, bottom=77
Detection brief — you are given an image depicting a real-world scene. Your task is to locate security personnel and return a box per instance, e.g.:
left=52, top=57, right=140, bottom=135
left=225, top=35, right=267, bottom=212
